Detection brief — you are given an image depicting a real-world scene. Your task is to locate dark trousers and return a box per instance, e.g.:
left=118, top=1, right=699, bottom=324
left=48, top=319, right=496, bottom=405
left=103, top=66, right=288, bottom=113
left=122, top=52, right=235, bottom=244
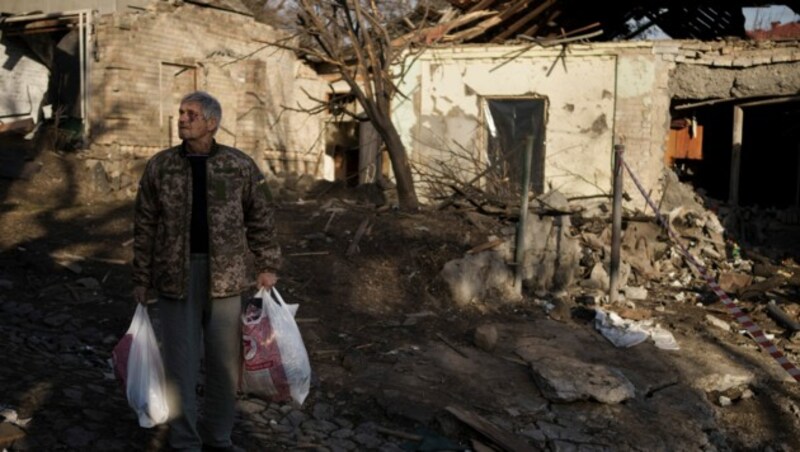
left=157, top=254, right=242, bottom=451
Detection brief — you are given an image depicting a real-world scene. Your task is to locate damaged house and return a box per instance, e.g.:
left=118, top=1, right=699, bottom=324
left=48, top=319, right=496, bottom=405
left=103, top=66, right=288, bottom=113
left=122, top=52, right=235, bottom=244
left=0, top=0, right=330, bottom=193
left=1, top=0, right=799, bottom=211
left=389, top=1, right=800, bottom=215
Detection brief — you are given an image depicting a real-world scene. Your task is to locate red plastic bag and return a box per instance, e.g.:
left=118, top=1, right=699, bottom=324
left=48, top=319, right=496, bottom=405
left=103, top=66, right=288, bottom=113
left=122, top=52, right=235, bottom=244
left=241, top=288, right=310, bottom=405
left=112, top=333, right=133, bottom=388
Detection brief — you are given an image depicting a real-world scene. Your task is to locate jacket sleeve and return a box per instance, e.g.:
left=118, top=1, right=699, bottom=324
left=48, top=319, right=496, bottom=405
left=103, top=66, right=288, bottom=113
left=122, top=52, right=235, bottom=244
left=243, top=159, right=282, bottom=273
left=132, top=159, right=159, bottom=288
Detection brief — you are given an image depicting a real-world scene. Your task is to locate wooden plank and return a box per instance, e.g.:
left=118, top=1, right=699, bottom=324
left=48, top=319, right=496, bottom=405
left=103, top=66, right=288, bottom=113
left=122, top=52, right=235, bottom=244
left=446, top=406, right=539, bottom=452
left=467, top=0, right=498, bottom=14
left=498, top=0, right=537, bottom=21
left=445, top=16, right=503, bottom=42
left=434, top=10, right=498, bottom=43
left=346, top=218, right=370, bottom=256
left=766, top=302, right=800, bottom=332
left=666, top=124, right=703, bottom=164
left=493, top=0, right=557, bottom=41
left=392, top=10, right=497, bottom=46
left=520, top=9, right=560, bottom=37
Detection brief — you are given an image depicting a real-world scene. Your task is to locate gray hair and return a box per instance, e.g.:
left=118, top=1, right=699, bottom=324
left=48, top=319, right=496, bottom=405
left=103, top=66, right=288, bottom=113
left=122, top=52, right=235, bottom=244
left=181, top=91, right=222, bottom=133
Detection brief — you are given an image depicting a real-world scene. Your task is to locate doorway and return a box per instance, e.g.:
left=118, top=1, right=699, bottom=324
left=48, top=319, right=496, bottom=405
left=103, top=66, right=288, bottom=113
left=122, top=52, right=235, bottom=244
left=326, top=121, right=360, bottom=187
left=483, top=97, right=547, bottom=199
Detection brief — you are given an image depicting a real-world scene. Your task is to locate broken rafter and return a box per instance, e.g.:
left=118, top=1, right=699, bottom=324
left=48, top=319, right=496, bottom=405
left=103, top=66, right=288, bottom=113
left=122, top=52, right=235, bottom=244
left=466, top=0, right=498, bottom=14
left=498, top=0, right=536, bottom=21
left=493, top=0, right=557, bottom=42
left=445, top=15, right=503, bottom=42
left=427, top=10, right=498, bottom=44
left=518, top=29, right=603, bottom=47
left=394, top=10, right=497, bottom=46
left=520, top=8, right=560, bottom=37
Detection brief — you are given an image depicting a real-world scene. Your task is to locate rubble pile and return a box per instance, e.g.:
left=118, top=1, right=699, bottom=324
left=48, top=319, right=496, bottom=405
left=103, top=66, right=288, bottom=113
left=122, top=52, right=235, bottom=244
left=2, top=159, right=800, bottom=450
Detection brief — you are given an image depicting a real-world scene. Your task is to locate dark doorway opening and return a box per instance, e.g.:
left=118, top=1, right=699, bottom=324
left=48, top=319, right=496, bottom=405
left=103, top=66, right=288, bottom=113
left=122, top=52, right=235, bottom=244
left=483, top=97, right=547, bottom=199
left=326, top=121, right=360, bottom=187
left=670, top=99, right=800, bottom=209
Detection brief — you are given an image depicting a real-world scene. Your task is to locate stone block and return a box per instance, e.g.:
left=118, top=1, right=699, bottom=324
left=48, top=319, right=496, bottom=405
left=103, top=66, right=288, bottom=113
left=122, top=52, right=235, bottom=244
left=474, top=324, right=498, bottom=352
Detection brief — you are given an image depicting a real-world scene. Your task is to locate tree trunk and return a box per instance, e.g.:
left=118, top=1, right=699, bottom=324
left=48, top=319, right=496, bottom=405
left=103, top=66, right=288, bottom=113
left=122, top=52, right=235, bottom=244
left=371, top=114, right=419, bottom=211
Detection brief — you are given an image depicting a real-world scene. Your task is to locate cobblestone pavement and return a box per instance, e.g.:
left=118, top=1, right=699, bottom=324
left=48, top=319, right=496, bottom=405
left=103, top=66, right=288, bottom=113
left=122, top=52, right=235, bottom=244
left=0, top=291, right=417, bottom=451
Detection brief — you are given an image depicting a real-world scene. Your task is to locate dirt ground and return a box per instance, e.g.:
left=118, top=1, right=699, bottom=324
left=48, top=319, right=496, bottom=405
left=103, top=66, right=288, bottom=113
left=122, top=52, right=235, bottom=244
left=1, top=145, right=800, bottom=451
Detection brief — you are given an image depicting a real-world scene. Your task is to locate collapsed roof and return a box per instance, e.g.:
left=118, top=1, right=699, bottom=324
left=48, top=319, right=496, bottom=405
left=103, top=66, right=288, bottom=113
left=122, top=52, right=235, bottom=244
left=399, top=0, right=800, bottom=44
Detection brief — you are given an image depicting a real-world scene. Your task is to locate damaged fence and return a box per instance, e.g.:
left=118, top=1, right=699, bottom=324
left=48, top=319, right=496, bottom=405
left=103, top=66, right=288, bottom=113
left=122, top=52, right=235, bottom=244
left=614, top=145, right=800, bottom=383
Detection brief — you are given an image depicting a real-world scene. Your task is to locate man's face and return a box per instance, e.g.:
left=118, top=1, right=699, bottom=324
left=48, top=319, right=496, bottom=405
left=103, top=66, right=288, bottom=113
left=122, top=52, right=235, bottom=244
left=178, top=101, right=217, bottom=141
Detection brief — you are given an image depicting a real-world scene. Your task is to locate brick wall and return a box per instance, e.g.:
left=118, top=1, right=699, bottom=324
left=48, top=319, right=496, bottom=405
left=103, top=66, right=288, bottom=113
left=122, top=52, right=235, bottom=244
left=612, top=46, right=674, bottom=205
left=88, top=2, right=326, bottom=176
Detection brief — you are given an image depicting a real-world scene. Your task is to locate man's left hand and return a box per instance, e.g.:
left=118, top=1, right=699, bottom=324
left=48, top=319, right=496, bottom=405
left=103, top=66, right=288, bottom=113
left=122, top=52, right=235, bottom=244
left=257, top=271, right=278, bottom=290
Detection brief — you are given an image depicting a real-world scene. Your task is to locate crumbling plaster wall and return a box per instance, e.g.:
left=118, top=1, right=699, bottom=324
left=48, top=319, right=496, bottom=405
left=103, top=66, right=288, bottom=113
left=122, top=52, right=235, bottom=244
left=670, top=42, right=800, bottom=99
left=394, top=43, right=671, bottom=203
left=0, top=39, right=49, bottom=123
left=88, top=2, right=327, bottom=191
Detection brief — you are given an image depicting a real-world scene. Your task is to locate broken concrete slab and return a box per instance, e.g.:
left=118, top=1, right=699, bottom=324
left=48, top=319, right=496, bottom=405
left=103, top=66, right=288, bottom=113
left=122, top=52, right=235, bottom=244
left=622, top=285, right=648, bottom=301
left=529, top=355, right=635, bottom=404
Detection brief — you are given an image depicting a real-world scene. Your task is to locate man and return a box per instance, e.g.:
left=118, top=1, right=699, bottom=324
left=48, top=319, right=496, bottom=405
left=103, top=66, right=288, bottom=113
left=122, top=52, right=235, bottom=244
left=132, top=91, right=280, bottom=451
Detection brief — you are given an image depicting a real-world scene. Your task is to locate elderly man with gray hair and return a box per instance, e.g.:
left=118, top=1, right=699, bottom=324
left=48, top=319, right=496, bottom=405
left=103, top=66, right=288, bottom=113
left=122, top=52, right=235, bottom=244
left=132, top=91, right=281, bottom=451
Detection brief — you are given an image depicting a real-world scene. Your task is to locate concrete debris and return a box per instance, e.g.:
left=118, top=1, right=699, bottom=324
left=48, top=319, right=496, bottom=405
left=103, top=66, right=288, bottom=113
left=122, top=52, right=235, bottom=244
left=473, top=324, right=498, bottom=352
left=705, top=314, right=732, bottom=332
left=718, top=271, right=753, bottom=294
left=530, top=355, right=635, bottom=404
left=622, top=285, right=648, bottom=301
left=441, top=196, right=581, bottom=304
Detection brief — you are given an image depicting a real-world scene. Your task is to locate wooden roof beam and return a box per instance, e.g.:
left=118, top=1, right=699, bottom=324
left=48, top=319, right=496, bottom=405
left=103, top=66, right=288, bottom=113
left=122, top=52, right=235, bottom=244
left=498, top=0, right=538, bottom=21
left=520, top=9, right=561, bottom=38
left=446, top=15, right=503, bottom=42
left=493, top=0, right=557, bottom=42
left=466, top=0, right=498, bottom=14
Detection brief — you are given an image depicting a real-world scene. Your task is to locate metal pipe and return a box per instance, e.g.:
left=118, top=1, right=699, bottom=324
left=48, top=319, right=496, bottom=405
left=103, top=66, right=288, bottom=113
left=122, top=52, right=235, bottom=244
left=78, top=10, right=85, bottom=145
left=84, top=10, right=93, bottom=143
left=513, top=134, right=534, bottom=294
left=609, top=143, right=624, bottom=304
left=1, top=10, right=92, bottom=22
left=729, top=106, right=743, bottom=206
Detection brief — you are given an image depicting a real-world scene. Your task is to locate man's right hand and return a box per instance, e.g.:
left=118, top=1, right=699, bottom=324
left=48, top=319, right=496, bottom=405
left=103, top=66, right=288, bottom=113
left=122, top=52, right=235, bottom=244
left=133, top=285, right=148, bottom=305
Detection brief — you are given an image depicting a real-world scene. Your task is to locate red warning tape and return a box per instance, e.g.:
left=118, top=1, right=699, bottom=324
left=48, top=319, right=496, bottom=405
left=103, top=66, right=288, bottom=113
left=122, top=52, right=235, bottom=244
left=616, top=148, right=800, bottom=382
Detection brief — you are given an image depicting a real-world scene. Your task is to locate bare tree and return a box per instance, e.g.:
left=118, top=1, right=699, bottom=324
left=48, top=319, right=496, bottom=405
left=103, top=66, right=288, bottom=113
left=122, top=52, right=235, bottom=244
left=293, top=0, right=422, bottom=210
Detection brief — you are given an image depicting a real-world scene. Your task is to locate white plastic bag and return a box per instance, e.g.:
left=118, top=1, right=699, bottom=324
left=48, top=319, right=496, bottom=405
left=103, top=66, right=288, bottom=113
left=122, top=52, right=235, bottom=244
left=113, top=304, right=169, bottom=428
left=241, top=287, right=311, bottom=405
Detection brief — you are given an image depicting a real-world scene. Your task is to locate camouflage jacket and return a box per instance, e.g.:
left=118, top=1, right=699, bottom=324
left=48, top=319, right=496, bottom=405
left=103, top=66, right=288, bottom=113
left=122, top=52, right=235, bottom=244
left=132, top=142, right=281, bottom=299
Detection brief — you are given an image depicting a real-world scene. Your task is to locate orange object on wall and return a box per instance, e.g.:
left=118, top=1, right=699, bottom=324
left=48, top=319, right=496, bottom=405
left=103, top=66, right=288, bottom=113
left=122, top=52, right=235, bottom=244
left=666, top=118, right=703, bottom=165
